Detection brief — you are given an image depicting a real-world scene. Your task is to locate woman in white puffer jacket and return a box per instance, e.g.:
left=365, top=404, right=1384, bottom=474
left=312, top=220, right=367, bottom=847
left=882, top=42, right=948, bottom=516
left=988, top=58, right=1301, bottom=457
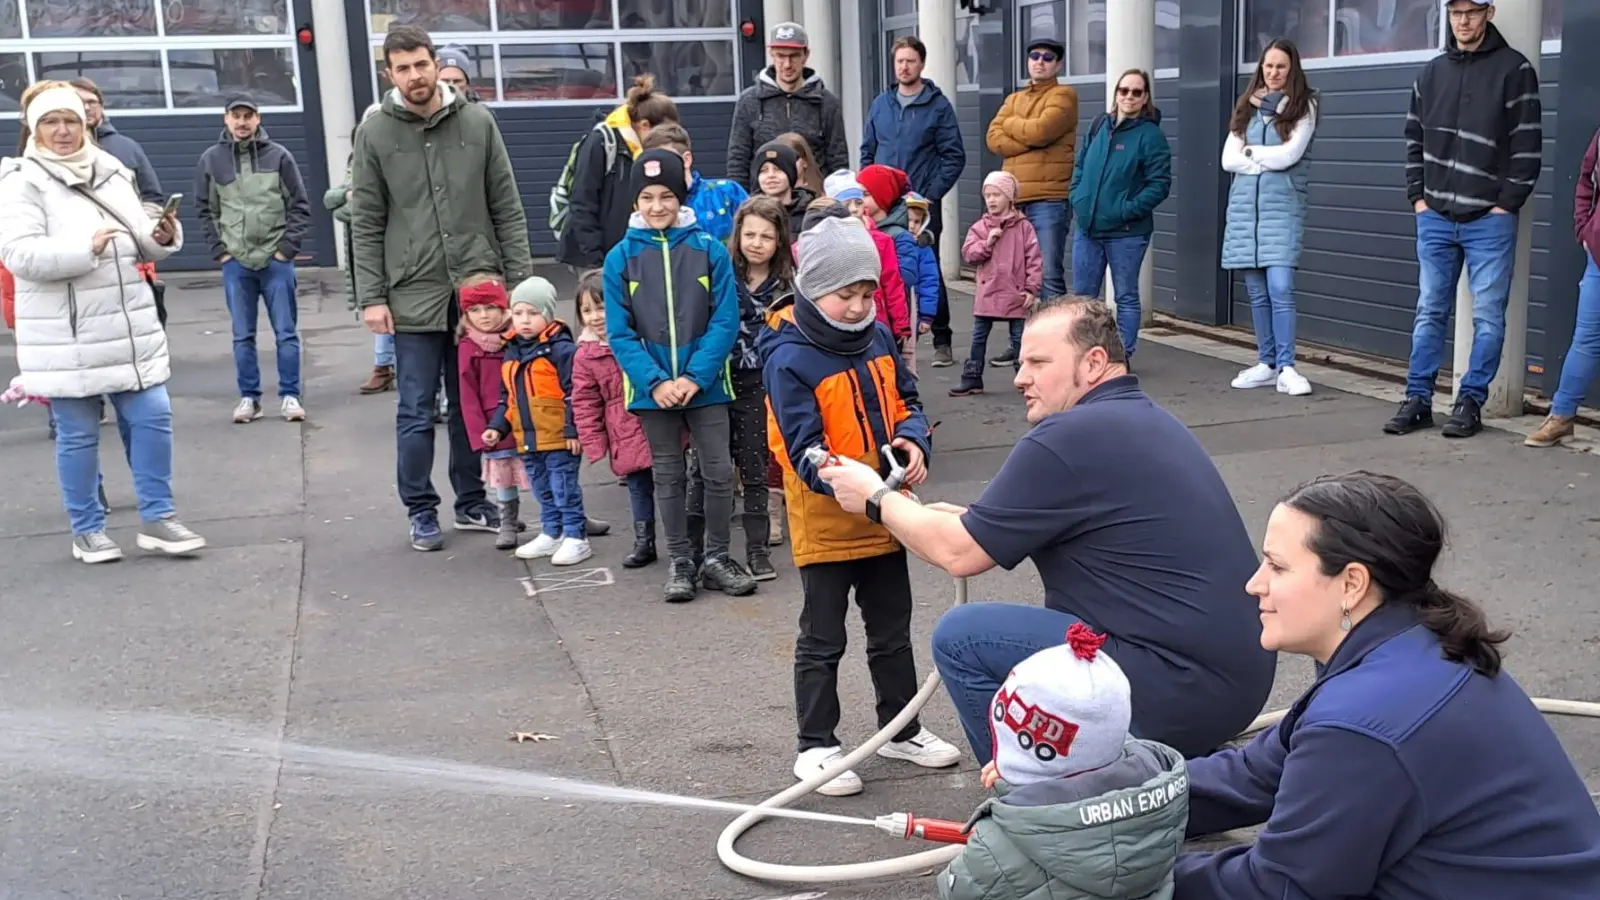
left=0, top=84, right=206, bottom=564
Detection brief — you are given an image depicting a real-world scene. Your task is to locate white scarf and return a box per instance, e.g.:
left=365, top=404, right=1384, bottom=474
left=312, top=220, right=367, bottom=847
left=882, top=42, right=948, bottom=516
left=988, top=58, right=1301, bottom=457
left=24, top=140, right=96, bottom=186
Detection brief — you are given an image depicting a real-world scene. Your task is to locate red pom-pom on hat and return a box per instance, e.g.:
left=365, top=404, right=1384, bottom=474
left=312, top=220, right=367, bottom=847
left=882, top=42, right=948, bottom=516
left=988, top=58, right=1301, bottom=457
left=1066, top=623, right=1107, bottom=661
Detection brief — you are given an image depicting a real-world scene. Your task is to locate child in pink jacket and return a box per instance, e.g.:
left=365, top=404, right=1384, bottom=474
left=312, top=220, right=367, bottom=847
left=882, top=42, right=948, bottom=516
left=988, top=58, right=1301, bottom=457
left=952, top=172, right=1041, bottom=397
left=456, top=275, right=529, bottom=549
left=568, top=269, right=659, bottom=570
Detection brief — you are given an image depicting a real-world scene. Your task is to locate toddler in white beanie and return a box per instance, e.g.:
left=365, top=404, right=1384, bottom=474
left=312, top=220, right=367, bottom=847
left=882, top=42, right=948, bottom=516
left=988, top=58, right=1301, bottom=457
left=937, top=624, right=1191, bottom=900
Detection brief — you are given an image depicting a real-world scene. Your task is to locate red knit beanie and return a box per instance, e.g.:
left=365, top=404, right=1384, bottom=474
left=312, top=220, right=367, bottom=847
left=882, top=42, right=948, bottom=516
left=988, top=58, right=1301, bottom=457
left=459, top=278, right=509, bottom=312
left=857, top=164, right=910, bottom=213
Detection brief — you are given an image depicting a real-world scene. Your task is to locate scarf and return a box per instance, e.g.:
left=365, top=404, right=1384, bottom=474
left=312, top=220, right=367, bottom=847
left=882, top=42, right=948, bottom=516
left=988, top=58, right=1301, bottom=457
left=463, top=327, right=506, bottom=354
left=24, top=141, right=96, bottom=186
left=793, top=294, right=877, bottom=356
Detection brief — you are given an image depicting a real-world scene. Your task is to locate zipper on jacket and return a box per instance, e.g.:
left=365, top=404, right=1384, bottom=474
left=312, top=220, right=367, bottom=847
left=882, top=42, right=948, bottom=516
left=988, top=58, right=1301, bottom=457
left=67, top=283, right=79, bottom=338
left=107, top=236, right=146, bottom=392
left=845, top=368, right=881, bottom=452
left=658, top=235, right=680, bottom=378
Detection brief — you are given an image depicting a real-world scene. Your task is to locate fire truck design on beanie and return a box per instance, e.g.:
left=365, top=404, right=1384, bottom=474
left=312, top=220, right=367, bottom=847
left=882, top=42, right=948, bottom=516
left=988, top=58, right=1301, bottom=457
left=990, top=623, right=1133, bottom=785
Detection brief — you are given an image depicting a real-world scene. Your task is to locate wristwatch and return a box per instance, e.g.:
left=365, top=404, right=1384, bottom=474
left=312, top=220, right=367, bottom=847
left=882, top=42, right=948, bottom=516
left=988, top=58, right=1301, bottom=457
left=865, top=486, right=893, bottom=524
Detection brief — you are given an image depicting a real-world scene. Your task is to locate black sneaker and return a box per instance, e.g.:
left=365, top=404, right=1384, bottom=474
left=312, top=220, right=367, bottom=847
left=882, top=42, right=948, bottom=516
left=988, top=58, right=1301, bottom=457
left=1441, top=395, right=1483, bottom=438
left=747, top=547, right=777, bottom=581
left=701, top=553, right=758, bottom=596
left=988, top=348, right=1017, bottom=368
left=664, top=557, right=698, bottom=603
left=1382, top=396, right=1434, bottom=435
left=454, top=505, right=500, bottom=532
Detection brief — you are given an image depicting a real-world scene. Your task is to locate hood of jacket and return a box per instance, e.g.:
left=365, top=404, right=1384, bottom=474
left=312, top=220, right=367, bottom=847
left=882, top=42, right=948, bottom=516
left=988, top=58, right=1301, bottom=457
left=506, top=320, right=575, bottom=361
left=215, top=123, right=275, bottom=148
left=756, top=67, right=829, bottom=104
left=602, top=104, right=643, bottom=156
left=877, top=201, right=913, bottom=237
left=980, top=740, right=1187, bottom=898
left=381, top=83, right=463, bottom=125
left=882, top=77, right=948, bottom=108
left=1446, top=20, right=1510, bottom=59
left=622, top=206, right=701, bottom=244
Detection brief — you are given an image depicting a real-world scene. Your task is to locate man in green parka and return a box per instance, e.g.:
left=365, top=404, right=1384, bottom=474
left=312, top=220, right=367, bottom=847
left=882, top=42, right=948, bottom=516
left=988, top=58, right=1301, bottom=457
left=351, top=25, right=533, bottom=552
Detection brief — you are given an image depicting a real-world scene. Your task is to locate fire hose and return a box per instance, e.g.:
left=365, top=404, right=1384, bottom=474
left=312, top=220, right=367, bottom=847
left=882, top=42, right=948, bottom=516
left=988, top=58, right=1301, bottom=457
left=716, top=572, right=1600, bottom=885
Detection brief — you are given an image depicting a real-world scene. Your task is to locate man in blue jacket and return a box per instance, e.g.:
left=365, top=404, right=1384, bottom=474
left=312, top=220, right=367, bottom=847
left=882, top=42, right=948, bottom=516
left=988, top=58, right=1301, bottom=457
left=860, top=35, right=965, bottom=366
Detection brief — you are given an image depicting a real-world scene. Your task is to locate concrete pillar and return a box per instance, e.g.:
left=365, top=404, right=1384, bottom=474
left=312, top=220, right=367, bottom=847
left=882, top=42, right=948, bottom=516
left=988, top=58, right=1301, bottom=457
left=763, top=0, right=793, bottom=36
left=1452, top=0, right=1543, bottom=416
left=839, top=0, right=865, bottom=166
left=311, top=0, right=355, bottom=268
left=920, top=0, right=960, bottom=277
left=1103, top=0, right=1155, bottom=325
left=799, top=0, right=839, bottom=100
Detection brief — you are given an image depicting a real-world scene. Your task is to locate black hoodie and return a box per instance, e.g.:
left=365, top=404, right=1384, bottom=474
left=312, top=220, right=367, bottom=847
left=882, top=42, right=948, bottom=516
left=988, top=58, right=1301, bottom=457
left=1404, top=22, right=1541, bottom=223
left=727, top=68, right=850, bottom=188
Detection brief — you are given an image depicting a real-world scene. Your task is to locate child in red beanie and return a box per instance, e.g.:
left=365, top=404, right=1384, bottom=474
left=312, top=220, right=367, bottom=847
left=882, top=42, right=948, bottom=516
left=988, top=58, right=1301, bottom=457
left=857, top=165, right=921, bottom=363
left=455, top=274, right=527, bottom=549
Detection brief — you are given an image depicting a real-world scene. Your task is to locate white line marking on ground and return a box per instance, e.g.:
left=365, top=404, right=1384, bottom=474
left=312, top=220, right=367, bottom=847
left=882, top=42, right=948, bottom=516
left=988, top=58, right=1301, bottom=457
left=519, top=566, right=614, bottom=597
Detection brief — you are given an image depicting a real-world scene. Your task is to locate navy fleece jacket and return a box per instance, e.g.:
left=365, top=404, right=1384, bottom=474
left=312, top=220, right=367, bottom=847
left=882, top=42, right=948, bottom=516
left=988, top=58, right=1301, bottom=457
left=1176, top=602, right=1600, bottom=899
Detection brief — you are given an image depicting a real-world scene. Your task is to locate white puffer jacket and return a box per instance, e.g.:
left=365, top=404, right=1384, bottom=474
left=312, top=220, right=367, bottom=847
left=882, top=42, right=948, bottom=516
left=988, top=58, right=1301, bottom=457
left=0, top=149, right=181, bottom=399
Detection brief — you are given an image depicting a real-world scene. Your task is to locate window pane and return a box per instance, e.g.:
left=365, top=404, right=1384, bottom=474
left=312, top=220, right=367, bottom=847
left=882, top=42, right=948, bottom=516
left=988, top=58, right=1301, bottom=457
left=1020, top=0, right=1065, bottom=79
left=1068, top=0, right=1105, bottom=77
left=430, top=43, right=498, bottom=100
left=1333, top=0, right=1439, bottom=55
left=618, top=0, right=732, bottom=29
left=0, top=54, right=26, bottom=113
left=169, top=48, right=297, bottom=108
left=620, top=40, right=736, bottom=97
left=368, top=0, right=489, bottom=34
left=1156, top=0, right=1180, bottom=70
left=29, top=0, right=157, bottom=37
left=164, top=0, right=289, bottom=37
left=497, top=0, right=612, bottom=30
left=956, top=14, right=979, bottom=87
left=501, top=43, right=616, bottom=101
left=1544, top=0, right=1562, bottom=41
left=34, top=51, right=164, bottom=109
left=0, top=1, right=20, bottom=39
left=884, top=0, right=917, bottom=17
left=1242, top=0, right=1331, bottom=63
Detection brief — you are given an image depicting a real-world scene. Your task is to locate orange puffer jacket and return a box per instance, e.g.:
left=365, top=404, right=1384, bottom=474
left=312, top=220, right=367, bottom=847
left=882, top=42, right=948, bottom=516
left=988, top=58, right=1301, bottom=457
left=986, top=82, right=1080, bottom=203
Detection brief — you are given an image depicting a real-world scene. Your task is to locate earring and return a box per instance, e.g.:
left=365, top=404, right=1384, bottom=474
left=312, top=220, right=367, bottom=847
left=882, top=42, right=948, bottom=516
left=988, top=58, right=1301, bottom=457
left=1339, top=608, right=1353, bottom=632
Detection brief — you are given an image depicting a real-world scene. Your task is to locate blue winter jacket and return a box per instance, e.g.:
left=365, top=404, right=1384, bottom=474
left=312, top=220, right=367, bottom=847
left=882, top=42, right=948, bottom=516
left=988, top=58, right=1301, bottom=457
left=685, top=172, right=747, bottom=243
left=910, top=237, right=941, bottom=324
left=601, top=207, right=740, bottom=411
left=860, top=80, right=965, bottom=202
left=1220, top=102, right=1312, bottom=270
left=1176, top=601, right=1600, bottom=900
left=1069, top=109, right=1172, bottom=240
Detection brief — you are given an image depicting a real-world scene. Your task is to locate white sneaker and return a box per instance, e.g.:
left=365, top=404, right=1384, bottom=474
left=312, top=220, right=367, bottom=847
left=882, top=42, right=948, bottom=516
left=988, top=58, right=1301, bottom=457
left=281, top=396, right=306, bottom=421
left=550, top=536, right=593, bottom=566
left=1276, top=366, right=1312, bottom=396
left=1230, top=363, right=1278, bottom=389
left=794, top=747, right=863, bottom=797
left=514, top=532, right=560, bottom=559
left=876, top=727, right=962, bottom=768
left=231, top=397, right=262, bottom=423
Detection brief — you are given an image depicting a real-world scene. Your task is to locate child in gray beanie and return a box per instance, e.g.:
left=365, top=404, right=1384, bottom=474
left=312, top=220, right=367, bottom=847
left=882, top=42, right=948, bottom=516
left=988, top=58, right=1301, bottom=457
left=760, top=210, right=959, bottom=797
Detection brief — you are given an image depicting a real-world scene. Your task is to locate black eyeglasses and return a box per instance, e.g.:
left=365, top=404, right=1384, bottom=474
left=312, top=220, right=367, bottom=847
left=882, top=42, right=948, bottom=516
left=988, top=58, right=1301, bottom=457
left=1028, top=50, right=1058, bottom=62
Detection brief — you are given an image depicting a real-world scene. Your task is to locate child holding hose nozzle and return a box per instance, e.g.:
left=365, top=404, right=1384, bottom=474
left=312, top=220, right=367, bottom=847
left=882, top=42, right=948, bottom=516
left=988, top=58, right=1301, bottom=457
left=935, top=624, right=1189, bottom=900
left=762, top=209, right=963, bottom=797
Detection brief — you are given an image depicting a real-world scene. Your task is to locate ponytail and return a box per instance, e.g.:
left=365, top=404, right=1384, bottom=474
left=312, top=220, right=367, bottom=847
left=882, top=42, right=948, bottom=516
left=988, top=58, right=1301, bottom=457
left=625, top=74, right=679, bottom=129
left=1414, top=582, right=1510, bottom=677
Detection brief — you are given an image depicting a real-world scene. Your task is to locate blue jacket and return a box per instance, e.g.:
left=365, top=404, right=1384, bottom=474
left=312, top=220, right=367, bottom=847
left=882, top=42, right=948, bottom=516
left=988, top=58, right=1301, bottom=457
left=860, top=80, right=965, bottom=202
left=876, top=203, right=925, bottom=329
left=602, top=208, right=740, bottom=411
left=1069, top=109, right=1171, bottom=240
left=1176, top=602, right=1600, bottom=900
left=685, top=172, right=747, bottom=242
left=909, top=236, right=941, bottom=324
left=94, top=122, right=163, bottom=205
left=1220, top=102, right=1313, bottom=270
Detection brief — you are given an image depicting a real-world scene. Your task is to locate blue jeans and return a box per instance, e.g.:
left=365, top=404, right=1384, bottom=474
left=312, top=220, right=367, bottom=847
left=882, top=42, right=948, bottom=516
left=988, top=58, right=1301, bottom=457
left=1071, top=229, right=1152, bottom=357
left=223, top=258, right=301, bottom=399
left=524, top=449, right=587, bottom=539
left=1022, top=199, right=1069, bottom=299
left=1407, top=210, right=1518, bottom=402
left=1552, top=255, right=1600, bottom=417
left=625, top=469, right=656, bottom=523
left=970, top=316, right=1023, bottom=363
left=53, top=386, right=174, bottom=535
left=1242, top=266, right=1297, bottom=369
left=393, top=327, right=485, bottom=519
left=374, top=333, right=395, bottom=367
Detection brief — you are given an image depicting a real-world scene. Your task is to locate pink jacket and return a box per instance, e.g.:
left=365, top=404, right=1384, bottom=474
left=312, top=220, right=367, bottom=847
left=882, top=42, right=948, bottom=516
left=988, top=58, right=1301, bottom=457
left=962, top=212, right=1041, bottom=319
left=790, top=221, right=911, bottom=337
left=1577, top=127, right=1600, bottom=266
left=570, top=336, right=654, bottom=476
left=458, top=332, right=514, bottom=454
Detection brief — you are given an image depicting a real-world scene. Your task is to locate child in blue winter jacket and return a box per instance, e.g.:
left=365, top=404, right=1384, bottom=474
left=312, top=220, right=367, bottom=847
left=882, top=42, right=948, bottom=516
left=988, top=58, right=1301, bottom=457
left=903, top=192, right=943, bottom=366
left=642, top=123, right=747, bottom=242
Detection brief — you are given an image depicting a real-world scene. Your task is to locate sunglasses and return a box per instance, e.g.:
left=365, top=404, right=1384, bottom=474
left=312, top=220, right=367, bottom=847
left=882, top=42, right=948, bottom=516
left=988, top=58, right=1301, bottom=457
left=1117, top=86, right=1146, bottom=98
left=1028, top=50, right=1058, bottom=62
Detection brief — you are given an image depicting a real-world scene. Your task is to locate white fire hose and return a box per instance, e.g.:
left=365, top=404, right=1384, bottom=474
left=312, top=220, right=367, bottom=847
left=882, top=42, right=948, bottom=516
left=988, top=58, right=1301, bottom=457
left=716, top=575, right=1600, bottom=885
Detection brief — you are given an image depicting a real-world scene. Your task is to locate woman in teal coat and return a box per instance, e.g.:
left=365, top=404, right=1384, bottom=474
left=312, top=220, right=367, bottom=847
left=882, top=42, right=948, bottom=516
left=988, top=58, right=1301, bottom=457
left=1068, top=68, right=1172, bottom=363
left=1222, top=38, right=1317, bottom=398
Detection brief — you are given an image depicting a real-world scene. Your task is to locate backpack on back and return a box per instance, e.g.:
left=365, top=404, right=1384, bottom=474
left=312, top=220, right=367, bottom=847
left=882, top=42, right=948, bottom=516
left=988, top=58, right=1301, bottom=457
left=549, top=123, right=619, bottom=241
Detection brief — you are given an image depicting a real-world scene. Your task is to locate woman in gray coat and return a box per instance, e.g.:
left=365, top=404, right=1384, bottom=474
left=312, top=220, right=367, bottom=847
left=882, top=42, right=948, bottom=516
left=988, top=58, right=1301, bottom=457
left=1221, top=38, right=1317, bottom=397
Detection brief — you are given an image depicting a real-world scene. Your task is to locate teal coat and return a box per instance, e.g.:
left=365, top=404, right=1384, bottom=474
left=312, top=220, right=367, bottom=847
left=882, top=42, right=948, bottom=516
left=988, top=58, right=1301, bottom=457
left=1069, top=109, right=1172, bottom=240
left=938, top=740, right=1189, bottom=900
left=1221, top=102, right=1314, bottom=270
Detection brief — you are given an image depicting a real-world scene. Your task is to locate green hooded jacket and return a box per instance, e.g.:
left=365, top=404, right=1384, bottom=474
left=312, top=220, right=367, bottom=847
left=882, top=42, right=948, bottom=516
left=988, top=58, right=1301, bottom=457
left=349, top=85, right=532, bottom=333
left=938, top=740, right=1189, bottom=900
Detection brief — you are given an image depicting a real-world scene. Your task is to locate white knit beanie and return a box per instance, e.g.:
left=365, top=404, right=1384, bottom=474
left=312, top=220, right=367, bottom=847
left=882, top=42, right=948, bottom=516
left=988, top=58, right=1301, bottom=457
left=796, top=215, right=879, bottom=300
left=823, top=169, right=865, bottom=202
left=26, top=86, right=86, bottom=133
left=990, top=623, right=1132, bottom=784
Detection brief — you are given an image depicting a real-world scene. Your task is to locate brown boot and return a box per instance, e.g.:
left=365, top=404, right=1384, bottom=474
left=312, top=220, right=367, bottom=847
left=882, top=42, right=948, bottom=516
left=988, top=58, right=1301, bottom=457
left=1525, top=414, right=1575, bottom=448
left=767, top=489, right=786, bottom=546
left=359, top=365, right=394, bottom=394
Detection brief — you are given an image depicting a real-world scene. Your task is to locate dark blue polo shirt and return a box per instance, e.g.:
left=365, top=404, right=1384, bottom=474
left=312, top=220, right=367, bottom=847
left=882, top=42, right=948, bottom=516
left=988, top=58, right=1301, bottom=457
left=960, top=376, right=1275, bottom=755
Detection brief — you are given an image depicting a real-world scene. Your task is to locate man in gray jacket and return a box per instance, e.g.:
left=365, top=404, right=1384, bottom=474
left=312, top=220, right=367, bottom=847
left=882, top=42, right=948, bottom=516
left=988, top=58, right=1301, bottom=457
left=726, top=23, right=850, bottom=188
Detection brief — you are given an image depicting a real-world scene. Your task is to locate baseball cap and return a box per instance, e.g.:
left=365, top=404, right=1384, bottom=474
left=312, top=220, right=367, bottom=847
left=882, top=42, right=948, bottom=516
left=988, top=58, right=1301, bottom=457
left=769, top=22, right=809, bottom=49
left=1027, top=35, right=1066, bottom=57
left=224, top=93, right=258, bottom=113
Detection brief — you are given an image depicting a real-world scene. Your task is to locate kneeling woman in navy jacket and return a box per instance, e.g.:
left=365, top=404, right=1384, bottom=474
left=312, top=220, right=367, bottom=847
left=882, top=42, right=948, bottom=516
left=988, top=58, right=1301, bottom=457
left=1177, top=471, right=1600, bottom=899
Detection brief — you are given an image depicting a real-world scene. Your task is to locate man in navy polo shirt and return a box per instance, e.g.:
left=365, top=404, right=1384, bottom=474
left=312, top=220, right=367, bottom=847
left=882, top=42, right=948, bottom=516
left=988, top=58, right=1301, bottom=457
left=818, top=297, right=1274, bottom=758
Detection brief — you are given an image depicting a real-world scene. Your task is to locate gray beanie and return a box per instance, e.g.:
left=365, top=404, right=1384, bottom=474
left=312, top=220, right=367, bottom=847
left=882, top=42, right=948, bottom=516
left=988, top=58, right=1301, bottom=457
left=796, top=215, right=880, bottom=300
left=510, top=276, right=559, bottom=321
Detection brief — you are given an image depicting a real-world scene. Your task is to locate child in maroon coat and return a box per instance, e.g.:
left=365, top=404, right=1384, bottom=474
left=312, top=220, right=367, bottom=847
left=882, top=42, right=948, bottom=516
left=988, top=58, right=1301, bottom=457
left=456, top=275, right=528, bottom=550
left=569, top=269, right=659, bottom=568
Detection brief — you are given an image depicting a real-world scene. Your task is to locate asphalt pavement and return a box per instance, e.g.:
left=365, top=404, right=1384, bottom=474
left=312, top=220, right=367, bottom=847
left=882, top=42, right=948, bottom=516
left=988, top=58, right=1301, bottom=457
left=1, top=267, right=1597, bottom=900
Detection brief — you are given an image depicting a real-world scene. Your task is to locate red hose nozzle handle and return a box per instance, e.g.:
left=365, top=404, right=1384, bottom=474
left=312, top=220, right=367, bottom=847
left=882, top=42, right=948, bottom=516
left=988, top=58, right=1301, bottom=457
left=875, top=812, right=969, bottom=845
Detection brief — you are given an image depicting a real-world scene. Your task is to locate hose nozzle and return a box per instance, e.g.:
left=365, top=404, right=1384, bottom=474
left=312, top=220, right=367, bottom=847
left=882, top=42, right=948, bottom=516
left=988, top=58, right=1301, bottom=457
left=874, top=812, right=969, bottom=845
